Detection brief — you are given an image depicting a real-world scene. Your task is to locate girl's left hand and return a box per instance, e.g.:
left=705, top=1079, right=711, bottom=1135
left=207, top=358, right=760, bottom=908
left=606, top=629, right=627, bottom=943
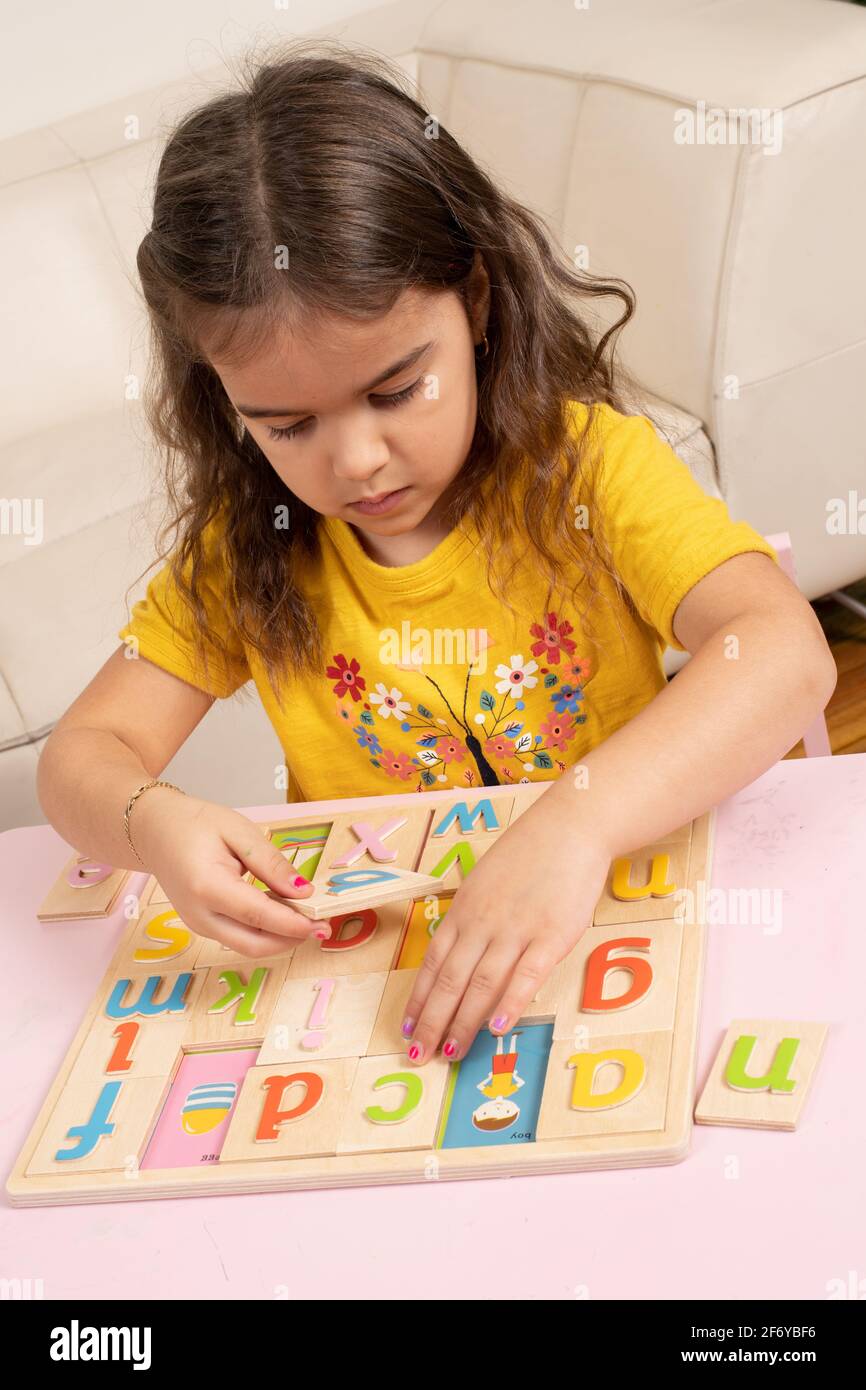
left=401, top=791, right=613, bottom=1065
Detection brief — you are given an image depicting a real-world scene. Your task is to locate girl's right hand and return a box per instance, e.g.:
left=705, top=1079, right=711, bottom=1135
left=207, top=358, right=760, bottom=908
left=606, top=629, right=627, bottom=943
left=131, top=787, right=326, bottom=957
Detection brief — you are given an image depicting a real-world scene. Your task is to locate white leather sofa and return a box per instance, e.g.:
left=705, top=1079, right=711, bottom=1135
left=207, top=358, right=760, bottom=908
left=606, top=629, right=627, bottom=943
left=3, top=0, right=866, bottom=830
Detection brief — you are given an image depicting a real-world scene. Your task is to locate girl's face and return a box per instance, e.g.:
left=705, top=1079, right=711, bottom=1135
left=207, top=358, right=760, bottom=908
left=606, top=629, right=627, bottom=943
left=207, top=279, right=487, bottom=551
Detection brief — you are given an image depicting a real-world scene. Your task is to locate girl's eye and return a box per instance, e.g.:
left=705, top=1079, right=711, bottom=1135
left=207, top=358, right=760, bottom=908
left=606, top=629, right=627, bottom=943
left=266, top=420, right=310, bottom=442
left=373, top=376, right=425, bottom=409
left=265, top=376, right=424, bottom=442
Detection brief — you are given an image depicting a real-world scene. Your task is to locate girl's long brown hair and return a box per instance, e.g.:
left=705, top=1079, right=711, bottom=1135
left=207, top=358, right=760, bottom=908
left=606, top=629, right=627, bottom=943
left=131, top=37, right=640, bottom=701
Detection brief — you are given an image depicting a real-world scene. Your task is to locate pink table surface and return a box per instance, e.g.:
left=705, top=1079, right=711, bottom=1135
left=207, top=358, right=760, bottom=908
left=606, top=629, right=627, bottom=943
left=1, top=757, right=864, bottom=1301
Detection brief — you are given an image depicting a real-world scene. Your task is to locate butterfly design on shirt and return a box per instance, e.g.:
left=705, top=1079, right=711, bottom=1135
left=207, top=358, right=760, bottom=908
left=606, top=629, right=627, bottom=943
left=325, top=612, right=591, bottom=792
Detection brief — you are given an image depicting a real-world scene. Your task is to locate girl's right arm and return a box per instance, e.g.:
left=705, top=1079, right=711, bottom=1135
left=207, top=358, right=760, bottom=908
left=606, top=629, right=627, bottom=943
left=36, top=647, right=324, bottom=956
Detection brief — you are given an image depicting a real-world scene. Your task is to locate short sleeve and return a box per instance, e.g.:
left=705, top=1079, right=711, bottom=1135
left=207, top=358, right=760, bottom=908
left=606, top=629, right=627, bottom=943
left=576, top=402, right=779, bottom=653
left=118, top=512, right=251, bottom=697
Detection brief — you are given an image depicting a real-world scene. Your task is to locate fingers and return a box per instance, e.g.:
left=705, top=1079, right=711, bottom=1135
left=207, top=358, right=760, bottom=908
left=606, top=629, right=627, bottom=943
left=400, top=915, right=460, bottom=1045
left=194, top=908, right=298, bottom=958
left=485, top=937, right=565, bottom=1038
left=207, top=871, right=327, bottom=943
left=404, top=929, right=515, bottom=1066
left=211, top=816, right=324, bottom=944
left=223, top=819, right=316, bottom=900
left=403, top=928, right=568, bottom=1065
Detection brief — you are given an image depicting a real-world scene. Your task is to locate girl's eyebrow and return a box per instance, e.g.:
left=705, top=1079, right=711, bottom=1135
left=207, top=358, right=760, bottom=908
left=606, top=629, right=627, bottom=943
left=234, top=339, right=437, bottom=419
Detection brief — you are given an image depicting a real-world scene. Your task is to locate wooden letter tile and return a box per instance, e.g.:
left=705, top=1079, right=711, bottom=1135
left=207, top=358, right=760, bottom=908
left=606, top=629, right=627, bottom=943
left=695, top=1019, right=828, bottom=1131
left=186, top=958, right=291, bottom=1046
left=336, top=1051, right=451, bottom=1155
left=70, top=1014, right=188, bottom=1083
left=315, top=806, right=433, bottom=875
left=425, top=794, right=513, bottom=839
left=288, top=898, right=408, bottom=977
left=37, top=854, right=130, bottom=922
left=279, top=864, right=440, bottom=920
left=219, top=1059, right=358, bottom=1162
left=258, top=971, right=389, bottom=1064
left=416, top=831, right=502, bottom=886
left=537, top=922, right=684, bottom=1039
left=26, top=1075, right=169, bottom=1176
left=537, top=1030, right=673, bottom=1140
left=97, top=966, right=207, bottom=1026
left=112, top=902, right=201, bottom=976
left=593, top=841, right=691, bottom=925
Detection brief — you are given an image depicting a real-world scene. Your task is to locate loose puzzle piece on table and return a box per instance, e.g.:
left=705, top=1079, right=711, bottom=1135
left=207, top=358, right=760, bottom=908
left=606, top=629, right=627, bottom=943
left=37, top=853, right=130, bottom=922
left=694, top=1018, right=828, bottom=1131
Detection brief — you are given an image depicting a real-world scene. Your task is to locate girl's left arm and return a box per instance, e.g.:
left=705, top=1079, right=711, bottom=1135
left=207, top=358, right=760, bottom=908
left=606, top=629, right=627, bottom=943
left=549, top=550, right=838, bottom=857
left=402, top=553, right=837, bottom=1066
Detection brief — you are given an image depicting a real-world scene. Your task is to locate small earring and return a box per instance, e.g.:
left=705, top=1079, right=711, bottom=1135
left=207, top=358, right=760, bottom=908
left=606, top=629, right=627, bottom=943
left=476, top=333, right=489, bottom=358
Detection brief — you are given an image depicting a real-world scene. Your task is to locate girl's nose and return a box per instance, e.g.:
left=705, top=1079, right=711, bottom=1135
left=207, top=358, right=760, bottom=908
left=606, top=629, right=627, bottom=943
left=328, top=419, right=391, bottom=481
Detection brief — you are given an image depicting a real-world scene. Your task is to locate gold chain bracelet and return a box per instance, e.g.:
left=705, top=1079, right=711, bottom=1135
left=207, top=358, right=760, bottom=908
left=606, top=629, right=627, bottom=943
left=123, top=778, right=185, bottom=866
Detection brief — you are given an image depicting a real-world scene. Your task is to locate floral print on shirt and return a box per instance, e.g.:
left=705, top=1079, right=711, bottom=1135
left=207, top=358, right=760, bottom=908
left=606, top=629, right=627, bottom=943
left=324, top=611, right=590, bottom=792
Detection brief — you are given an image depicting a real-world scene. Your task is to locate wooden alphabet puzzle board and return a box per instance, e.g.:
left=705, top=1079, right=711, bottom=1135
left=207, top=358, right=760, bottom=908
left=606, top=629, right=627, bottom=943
left=7, top=785, right=714, bottom=1206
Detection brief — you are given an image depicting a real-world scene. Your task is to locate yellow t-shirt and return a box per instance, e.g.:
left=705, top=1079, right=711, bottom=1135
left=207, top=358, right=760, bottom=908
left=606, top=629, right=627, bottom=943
left=118, top=402, right=778, bottom=803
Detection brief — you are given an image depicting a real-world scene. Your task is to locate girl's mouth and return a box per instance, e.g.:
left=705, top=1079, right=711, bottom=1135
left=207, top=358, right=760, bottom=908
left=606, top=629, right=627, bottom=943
left=349, top=486, right=411, bottom=516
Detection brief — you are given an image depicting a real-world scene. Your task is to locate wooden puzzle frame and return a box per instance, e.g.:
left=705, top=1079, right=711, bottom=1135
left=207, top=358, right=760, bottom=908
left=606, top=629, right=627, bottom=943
left=7, top=785, right=714, bottom=1206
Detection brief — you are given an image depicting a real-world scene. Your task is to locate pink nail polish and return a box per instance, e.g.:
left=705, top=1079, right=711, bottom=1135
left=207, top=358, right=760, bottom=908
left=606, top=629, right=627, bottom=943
left=408, top=1043, right=422, bottom=1061
left=401, top=1017, right=415, bottom=1038
left=491, top=1014, right=508, bottom=1031
left=314, top=928, right=330, bottom=940
left=443, top=1039, right=458, bottom=1058
left=293, top=874, right=309, bottom=886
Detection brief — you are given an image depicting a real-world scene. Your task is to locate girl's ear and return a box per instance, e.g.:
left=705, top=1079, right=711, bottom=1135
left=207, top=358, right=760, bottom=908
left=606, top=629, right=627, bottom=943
left=465, top=249, right=491, bottom=342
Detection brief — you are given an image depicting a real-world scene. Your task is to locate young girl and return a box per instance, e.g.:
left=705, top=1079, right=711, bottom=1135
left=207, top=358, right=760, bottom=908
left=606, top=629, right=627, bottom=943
left=38, top=42, right=836, bottom=1069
